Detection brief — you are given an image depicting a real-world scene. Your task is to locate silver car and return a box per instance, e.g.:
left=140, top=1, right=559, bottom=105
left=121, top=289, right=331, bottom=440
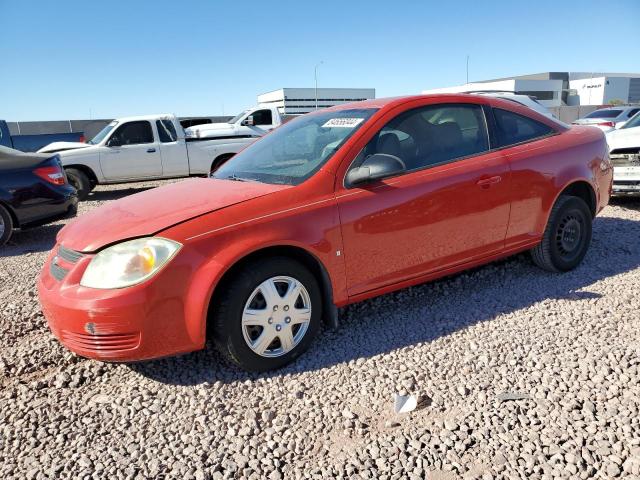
left=573, top=106, right=640, bottom=132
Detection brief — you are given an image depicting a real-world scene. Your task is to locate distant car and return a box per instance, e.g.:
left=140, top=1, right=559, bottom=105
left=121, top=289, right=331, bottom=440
left=606, top=111, right=640, bottom=194
left=0, top=146, right=77, bottom=246
left=0, top=120, right=84, bottom=153
left=573, top=106, right=640, bottom=132
left=39, top=94, right=611, bottom=372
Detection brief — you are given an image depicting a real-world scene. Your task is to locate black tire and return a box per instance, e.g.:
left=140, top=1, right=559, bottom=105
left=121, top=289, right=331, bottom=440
left=65, top=168, right=91, bottom=200
left=0, top=204, right=13, bottom=246
left=211, top=257, right=322, bottom=372
left=531, top=195, right=592, bottom=272
left=210, top=154, right=235, bottom=175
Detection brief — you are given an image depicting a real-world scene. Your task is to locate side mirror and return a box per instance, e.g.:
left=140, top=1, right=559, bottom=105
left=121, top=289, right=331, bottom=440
left=106, top=136, right=121, bottom=147
left=346, top=153, right=406, bottom=186
left=242, top=115, right=255, bottom=126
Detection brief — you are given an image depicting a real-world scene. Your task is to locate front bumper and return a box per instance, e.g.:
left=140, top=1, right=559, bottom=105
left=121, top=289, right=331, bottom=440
left=38, top=244, right=203, bottom=361
left=612, top=163, right=640, bottom=194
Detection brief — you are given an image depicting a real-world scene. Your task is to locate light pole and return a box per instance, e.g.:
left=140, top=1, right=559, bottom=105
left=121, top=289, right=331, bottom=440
left=314, top=61, right=324, bottom=110
left=466, top=55, right=469, bottom=85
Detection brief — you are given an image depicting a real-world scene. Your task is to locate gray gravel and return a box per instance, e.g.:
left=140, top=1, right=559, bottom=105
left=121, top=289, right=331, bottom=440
left=1, top=180, right=640, bottom=479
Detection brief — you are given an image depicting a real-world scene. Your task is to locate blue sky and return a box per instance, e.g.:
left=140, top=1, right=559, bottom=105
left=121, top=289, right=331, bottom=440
left=0, top=0, right=638, bottom=121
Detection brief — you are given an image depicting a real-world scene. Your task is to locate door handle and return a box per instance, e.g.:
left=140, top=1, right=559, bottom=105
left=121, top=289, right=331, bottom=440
left=147, top=148, right=156, bottom=153
left=476, top=175, right=502, bottom=188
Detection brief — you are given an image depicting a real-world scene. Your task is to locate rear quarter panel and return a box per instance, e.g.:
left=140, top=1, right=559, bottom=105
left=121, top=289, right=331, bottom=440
left=186, top=138, right=254, bottom=174
left=504, top=125, right=609, bottom=249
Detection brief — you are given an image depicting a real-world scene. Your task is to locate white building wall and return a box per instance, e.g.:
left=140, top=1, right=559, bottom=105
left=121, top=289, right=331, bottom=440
left=603, top=77, right=631, bottom=104
left=258, top=88, right=375, bottom=114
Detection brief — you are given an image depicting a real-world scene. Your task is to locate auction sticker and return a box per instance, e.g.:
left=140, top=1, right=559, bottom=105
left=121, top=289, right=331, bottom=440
left=322, top=118, right=364, bottom=128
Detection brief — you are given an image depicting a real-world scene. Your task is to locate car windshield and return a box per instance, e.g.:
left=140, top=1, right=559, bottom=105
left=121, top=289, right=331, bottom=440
left=214, top=108, right=377, bottom=185
left=623, top=112, right=640, bottom=129
left=87, top=121, right=118, bottom=144
left=585, top=109, right=622, bottom=119
left=228, top=110, right=249, bottom=124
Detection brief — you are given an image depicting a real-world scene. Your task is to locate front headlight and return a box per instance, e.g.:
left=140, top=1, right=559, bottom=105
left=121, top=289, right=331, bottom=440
left=80, top=237, right=182, bottom=289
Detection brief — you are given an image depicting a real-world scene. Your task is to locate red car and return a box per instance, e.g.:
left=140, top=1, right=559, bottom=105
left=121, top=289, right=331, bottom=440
left=38, top=95, right=612, bottom=371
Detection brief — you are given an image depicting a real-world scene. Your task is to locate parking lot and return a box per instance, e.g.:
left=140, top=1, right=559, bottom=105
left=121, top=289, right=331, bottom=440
left=0, top=180, right=638, bottom=479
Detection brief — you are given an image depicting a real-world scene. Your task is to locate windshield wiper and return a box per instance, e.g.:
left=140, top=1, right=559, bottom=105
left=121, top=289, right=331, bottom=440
left=225, top=174, right=253, bottom=182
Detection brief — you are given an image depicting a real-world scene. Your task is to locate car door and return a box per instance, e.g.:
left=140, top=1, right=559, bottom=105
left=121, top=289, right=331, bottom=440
left=337, top=102, right=511, bottom=296
left=100, top=120, right=162, bottom=181
left=156, top=119, right=189, bottom=177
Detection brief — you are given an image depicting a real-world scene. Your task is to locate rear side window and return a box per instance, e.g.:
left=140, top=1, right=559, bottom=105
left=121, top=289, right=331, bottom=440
left=585, top=109, right=622, bottom=119
left=156, top=120, right=177, bottom=143
left=111, top=121, right=154, bottom=145
left=493, top=108, right=554, bottom=147
left=626, top=109, right=640, bottom=118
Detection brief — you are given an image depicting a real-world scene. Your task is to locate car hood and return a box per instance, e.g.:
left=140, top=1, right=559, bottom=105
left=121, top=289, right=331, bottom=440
left=58, top=178, right=290, bottom=252
left=38, top=141, right=91, bottom=153
left=606, top=127, right=640, bottom=150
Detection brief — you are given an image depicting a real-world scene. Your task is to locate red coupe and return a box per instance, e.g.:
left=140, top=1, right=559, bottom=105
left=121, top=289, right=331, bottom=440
left=38, top=95, right=612, bottom=371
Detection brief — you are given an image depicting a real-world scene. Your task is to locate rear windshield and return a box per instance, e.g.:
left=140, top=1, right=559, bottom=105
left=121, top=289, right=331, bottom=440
left=585, top=109, right=622, bottom=119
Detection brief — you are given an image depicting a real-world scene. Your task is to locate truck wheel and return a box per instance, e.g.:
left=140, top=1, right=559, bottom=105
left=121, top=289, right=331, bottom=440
left=531, top=195, right=592, bottom=272
left=210, top=154, right=235, bottom=175
left=65, top=168, right=91, bottom=200
left=210, top=257, right=322, bottom=372
left=0, top=204, right=14, bottom=246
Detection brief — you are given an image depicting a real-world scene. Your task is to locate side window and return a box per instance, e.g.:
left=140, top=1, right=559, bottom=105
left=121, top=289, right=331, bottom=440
left=111, top=121, right=154, bottom=145
left=493, top=108, right=554, bottom=147
left=252, top=109, right=273, bottom=126
left=156, top=120, right=177, bottom=143
left=627, top=109, right=640, bottom=118
left=354, top=103, right=489, bottom=172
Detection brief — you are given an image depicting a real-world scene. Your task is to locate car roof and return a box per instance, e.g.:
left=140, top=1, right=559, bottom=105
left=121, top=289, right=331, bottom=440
left=326, top=94, right=493, bottom=111
left=113, top=114, right=176, bottom=123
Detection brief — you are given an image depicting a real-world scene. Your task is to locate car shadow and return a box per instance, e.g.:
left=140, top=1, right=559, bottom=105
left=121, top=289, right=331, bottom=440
left=130, top=215, right=640, bottom=386
left=0, top=223, right=62, bottom=258
left=86, top=186, right=157, bottom=202
left=610, top=196, right=640, bottom=211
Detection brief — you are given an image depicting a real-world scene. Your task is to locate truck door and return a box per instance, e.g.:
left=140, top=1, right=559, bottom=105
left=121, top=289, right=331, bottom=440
left=100, top=120, right=162, bottom=180
left=156, top=119, right=189, bottom=177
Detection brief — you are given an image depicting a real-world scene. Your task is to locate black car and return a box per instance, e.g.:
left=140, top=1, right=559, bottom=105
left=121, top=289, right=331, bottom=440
left=0, top=146, right=78, bottom=246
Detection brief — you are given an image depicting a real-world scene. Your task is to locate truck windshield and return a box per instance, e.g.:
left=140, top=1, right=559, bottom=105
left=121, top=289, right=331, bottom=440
left=228, top=110, right=249, bottom=124
left=87, top=121, right=118, bottom=145
left=214, top=108, right=377, bottom=186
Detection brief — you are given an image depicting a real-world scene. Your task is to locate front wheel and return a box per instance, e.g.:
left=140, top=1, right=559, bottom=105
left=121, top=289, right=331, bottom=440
left=211, top=257, right=322, bottom=371
left=0, top=204, right=13, bottom=246
left=531, top=195, right=592, bottom=272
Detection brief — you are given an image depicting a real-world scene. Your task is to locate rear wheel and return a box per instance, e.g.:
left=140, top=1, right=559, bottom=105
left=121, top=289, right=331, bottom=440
left=65, top=168, right=92, bottom=200
left=211, top=257, right=322, bottom=371
left=531, top=195, right=592, bottom=272
left=0, top=204, right=14, bottom=246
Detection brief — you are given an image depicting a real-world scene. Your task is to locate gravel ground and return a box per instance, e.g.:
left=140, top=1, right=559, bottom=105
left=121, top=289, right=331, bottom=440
left=1, top=180, right=640, bottom=480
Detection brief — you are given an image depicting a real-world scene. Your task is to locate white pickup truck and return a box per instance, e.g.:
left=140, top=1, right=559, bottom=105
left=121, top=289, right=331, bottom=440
left=185, top=105, right=285, bottom=139
left=38, top=106, right=285, bottom=199
left=606, top=112, right=640, bottom=194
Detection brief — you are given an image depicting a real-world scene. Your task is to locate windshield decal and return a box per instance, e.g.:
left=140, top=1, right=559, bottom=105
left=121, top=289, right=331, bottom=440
left=322, top=118, right=365, bottom=128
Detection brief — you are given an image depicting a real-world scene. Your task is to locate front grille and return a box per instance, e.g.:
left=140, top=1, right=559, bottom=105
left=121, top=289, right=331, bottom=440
left=58, top=245, right=83, bottom=263
left=60, top=331, right=141, bottom=353
left=611, top=154, right=640, bottom=167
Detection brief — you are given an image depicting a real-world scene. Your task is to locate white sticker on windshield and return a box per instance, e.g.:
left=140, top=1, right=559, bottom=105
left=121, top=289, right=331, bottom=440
left=322, top=118, right=364, bottom=128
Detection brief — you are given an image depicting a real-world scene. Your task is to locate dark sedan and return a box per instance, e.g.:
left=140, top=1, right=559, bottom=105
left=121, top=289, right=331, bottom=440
left=0, top=146, right=77, bottom=246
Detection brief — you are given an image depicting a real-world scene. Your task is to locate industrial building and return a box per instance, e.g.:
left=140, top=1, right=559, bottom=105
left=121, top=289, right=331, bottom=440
left=423, top=72, right=640, bottom=106
left=257, top=88, right=375, bottom=114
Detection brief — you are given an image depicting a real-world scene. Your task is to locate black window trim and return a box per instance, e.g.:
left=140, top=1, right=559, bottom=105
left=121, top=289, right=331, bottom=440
left=486, top=107, right=559, bottom=151
left=109, top=120, right=155, bottom=146
left=344, top=102, right=493, bottom=189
